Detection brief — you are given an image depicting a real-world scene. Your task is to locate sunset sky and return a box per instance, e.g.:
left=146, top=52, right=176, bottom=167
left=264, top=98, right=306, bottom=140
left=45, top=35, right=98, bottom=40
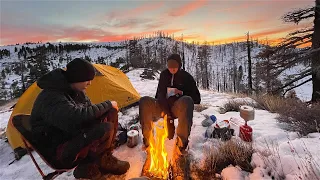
left=0, top=0, right=315, bottom=46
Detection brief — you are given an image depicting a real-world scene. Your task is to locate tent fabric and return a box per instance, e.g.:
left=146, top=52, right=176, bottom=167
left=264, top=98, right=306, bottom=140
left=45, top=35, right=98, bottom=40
left=6, top=64, right=141, bottom=151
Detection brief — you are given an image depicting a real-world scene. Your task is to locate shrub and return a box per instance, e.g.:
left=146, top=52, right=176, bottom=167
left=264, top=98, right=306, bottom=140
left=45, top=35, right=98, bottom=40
left=140, top=69, right=156, bottom=80
left=191, top=139, right=253, bottom=179
left=277, top=102, right=320, bottom=135
left=223, top=99, right=259, bottom=112
left=194, top=104, right=209, bottom=112
left=252, top=94, right=288, bottom=113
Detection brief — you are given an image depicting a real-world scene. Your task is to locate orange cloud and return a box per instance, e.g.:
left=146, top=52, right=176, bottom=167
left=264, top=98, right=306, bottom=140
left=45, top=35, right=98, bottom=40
left=99, top=28, right=185, bottom=42
left=174, top=34, right=208, bottom=43
left=0, top=23, right=184, bottom=45
left=212, top=23, right=311, bottom=45
left=168, top=0, right=208, bottom=17
left=224, top=19, right=265, bottom=25
left=1, top=24, right=59, bottom=45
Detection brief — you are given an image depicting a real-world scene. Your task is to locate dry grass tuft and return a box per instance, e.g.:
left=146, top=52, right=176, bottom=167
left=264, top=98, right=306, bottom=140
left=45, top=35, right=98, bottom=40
left=223, top=99, right=259, bottom=112
left=277, top=102, right=320, bottom=135
left=191, top=139, right=253, bottom=179
left=252, top=94, right=289, bottom=113
left=257, top=138, right=320, bottom=180
left=194, top=104, right=209, bottom=112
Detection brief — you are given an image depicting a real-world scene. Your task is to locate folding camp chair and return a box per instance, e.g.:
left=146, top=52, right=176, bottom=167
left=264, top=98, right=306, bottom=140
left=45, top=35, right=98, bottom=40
left=11, top=114, right=76, bottom=180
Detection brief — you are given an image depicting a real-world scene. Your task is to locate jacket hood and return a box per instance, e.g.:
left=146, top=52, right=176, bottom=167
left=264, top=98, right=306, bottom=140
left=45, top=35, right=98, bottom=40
left=37, top=69, right=72, bottom=91
left=167, top=54, right=182, bottom=69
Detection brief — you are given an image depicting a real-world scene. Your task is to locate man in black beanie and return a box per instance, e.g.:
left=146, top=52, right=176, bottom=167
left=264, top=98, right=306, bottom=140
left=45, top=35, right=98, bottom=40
left=30, top=58, right=130, bottom=179
left=139, top=54, right=201, bottom=178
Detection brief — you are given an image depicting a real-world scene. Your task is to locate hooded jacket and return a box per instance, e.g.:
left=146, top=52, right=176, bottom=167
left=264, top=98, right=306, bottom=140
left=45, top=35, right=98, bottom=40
left=155, top=66, right=201, bottom=118
left=30, top=69, right=112, bottom=156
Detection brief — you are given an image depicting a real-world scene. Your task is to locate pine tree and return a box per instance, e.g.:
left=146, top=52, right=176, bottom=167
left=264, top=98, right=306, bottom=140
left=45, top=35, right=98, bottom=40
left=257, top=2, right=319, bottom=101
left=27, top=51, right=50, bottom=87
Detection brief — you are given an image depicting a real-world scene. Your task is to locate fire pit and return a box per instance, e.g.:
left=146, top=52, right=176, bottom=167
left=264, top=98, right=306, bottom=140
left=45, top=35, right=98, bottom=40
left=141, top=115, right=173, bottom=180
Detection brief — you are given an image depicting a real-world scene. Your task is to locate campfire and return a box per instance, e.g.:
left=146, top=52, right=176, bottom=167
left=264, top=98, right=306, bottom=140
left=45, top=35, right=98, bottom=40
left=146, top=114, right=170, bottom=179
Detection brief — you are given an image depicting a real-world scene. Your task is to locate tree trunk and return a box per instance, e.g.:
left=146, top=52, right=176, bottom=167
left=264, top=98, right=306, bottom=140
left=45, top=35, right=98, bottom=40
left=247, top=32, right=253, bottom=93
left=311, top=0, right=320, bottom=102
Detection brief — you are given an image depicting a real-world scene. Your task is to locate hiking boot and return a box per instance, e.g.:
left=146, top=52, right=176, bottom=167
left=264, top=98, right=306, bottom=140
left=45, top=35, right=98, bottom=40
left=175, top=137, right=188, bottom=154
left=99, top=152, right=130, bottom=175
left=73, top=162, right=102, bottom=180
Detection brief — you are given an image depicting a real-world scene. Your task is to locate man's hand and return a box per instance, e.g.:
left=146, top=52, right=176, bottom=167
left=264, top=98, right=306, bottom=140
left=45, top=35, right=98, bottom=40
left=174, top=88, right=183, bottom=95
left=111, top=101, right=119, bottom=111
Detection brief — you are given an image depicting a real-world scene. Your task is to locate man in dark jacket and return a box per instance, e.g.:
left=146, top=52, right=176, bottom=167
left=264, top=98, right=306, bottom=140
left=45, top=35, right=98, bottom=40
left=30, top=58, right=129, bottom=179
left=139, top=54, right=201, bottom=153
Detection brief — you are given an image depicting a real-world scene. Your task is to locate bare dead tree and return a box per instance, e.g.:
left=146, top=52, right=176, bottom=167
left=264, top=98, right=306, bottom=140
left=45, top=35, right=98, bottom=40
left=247, top=32, right=253, bottom=93
left=181, top=34, right=186, bottom=70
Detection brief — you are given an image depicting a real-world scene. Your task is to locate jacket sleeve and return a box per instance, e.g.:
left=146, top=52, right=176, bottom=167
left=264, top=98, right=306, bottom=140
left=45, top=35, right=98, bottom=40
left=186, top=74, right=201, bottom=104
left=44, top=91, right=113, bottom=133
left=156, top=71, right=173, bottom=117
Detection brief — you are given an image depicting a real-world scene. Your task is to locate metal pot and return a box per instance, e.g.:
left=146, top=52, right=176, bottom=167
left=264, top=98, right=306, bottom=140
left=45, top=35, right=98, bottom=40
left=127, top=130, right=139, bottom=148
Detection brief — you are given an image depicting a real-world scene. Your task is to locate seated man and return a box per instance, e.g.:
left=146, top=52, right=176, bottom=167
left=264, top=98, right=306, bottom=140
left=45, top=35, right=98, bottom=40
left=30, top=58, right=130, bottom=179
left=139, top=53, right=201, bottom=153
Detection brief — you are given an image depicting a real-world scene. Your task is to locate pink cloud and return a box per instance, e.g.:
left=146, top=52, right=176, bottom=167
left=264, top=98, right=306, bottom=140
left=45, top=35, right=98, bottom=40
left=99, top=28, right=184, bottom=42
left=168, top=0, right=208, bottom=17
left=1, top=24, right=60, bottom=45
left=0, top=23, right=184, bottom=45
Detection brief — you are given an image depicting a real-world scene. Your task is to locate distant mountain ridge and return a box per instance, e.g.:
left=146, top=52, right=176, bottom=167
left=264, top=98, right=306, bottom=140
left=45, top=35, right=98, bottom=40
left=1, top=36, right=310, bottom=101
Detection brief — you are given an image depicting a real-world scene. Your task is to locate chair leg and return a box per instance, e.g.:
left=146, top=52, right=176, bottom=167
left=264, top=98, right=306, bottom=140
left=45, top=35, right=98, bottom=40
left=22, top=139, right=46, bottom=178
left=44, top=171, right=65, bottom=180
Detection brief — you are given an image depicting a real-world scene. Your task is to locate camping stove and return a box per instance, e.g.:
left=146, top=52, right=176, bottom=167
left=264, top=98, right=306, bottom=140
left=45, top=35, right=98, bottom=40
left=239, top=106, right=254, bottom=142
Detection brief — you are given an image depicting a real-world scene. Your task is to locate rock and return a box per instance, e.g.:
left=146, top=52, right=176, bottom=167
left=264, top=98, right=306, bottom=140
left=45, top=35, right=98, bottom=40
left=219, top=107, right=227, bottom=114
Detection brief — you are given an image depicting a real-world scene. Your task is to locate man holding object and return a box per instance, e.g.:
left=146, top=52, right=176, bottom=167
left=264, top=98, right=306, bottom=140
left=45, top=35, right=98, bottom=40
left=139, top=53, right=201, bottom=153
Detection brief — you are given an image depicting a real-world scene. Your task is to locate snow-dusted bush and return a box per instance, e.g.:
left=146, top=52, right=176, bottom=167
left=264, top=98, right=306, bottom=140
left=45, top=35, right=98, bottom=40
left=277, top=102, right=320, bottom=135
left=191, top=139, right=253, bottom=179
left=223, top=99, right=259, bottom=112
left=194, top=104, right=208, bottom=112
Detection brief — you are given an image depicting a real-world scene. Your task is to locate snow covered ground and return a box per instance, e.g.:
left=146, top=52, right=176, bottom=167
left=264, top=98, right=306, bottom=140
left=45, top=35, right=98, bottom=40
left=0, top=69, right=319, bottom=180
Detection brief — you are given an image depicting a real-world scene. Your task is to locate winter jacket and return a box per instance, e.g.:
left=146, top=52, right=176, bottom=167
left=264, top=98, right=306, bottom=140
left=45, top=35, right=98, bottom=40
left=30, top=69, right=112, bottom=156
left=155, top=69, right=201, bottom=117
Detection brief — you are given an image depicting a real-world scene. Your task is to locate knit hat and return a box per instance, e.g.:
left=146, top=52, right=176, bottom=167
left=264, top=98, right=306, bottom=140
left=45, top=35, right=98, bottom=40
left=167, top=54, right=182, bottom=68
left=65, top=58, right=95, bottom=83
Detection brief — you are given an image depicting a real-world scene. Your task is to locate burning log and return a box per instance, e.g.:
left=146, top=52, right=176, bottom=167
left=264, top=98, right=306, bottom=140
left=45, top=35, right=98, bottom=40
left=141, top=115, right=173, bottom=180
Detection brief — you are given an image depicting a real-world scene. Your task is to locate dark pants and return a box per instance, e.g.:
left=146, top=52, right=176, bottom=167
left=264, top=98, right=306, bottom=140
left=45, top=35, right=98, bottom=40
left=139, top=96, right=194, bottom=149
left=56, top=108, right=118, bottom=168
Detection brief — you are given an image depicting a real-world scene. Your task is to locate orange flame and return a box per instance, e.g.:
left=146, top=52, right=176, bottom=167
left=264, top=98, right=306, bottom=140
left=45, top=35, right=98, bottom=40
left=148, top=114, right=169, bottom=179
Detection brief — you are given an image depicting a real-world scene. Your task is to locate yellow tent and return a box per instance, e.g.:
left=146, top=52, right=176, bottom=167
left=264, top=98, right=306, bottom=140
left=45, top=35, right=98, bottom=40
left=6, top=64, right=141, bottom=152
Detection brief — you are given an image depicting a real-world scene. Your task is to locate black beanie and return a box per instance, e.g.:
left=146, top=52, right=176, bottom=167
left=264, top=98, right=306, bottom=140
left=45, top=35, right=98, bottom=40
left=65, top=58, right=95, bottom=83
left=167, top=54, right=182, bottom=68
